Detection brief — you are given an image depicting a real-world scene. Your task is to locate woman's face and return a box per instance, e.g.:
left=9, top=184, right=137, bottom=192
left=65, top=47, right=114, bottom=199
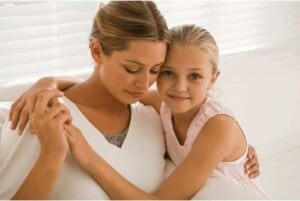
left=157, top=44, right=218, bottom=114
left=99, top=40, right=167, bottom=104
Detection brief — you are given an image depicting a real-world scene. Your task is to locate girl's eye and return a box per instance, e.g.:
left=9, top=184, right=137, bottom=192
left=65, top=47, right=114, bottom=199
left=189, top=73, right=202, bottom=80
left=160, top=70, right=174, bottom=77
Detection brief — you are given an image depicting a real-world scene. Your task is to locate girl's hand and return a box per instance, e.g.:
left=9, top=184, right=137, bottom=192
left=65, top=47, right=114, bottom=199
left=30, top=90, right=72, bottom=158
left=65, top=124, right=96, bottom=172
left=9, top=77, right=59, bottom=134
left=245, top=145, right=260, bottom=178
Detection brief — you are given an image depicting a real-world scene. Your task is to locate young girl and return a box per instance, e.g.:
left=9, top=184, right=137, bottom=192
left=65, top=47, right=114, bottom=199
left=62, top=24, right=268, bottom=199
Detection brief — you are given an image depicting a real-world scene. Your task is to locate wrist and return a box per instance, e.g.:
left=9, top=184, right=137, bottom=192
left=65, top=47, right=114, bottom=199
left=39, top=76, right=57, bottom=88
left=40, top=149, right=67, bottom=164
left=86, top=151, right=99, bottom=173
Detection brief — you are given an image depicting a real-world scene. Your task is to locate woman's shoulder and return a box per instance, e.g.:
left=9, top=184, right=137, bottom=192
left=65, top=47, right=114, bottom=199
left=132, top=101, right=160, bottom=116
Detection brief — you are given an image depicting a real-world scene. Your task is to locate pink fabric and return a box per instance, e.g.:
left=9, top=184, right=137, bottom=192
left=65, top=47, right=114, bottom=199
left=160, top=98, right=268, bottom=198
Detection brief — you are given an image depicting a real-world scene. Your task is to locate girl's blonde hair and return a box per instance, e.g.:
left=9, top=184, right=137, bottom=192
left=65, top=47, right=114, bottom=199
left=90, top=1, right=169, bottom=56
left=169, top=25, right=219, bottom=72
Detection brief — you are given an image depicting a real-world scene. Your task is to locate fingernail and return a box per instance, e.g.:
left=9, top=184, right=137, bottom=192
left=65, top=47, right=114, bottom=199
left=18, top=130, right=22, bottom=134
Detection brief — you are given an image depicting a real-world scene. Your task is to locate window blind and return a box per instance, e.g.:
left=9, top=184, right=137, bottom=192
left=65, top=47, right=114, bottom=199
left=1, top=1, right=300, bottom=86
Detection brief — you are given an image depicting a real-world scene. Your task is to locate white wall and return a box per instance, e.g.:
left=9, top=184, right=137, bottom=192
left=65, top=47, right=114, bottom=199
left=216, top=46, right=300, bottom=158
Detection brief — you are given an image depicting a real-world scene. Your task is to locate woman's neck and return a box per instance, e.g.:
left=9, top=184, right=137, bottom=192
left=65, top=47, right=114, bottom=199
left=64, top=69, right=128, bottom=112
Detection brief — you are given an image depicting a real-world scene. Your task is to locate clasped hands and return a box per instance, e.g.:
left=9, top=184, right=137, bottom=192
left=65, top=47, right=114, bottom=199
left=9, top=88, right=96, bottom=172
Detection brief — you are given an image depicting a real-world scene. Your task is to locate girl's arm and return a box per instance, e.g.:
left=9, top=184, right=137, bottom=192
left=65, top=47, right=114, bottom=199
left=139, top=90, right=162, bottom=113
left=12, top=153, right=65, bottom=199
left=65, top=115, right=245, bottom=199
left=9, top=76, right=81, bottom=134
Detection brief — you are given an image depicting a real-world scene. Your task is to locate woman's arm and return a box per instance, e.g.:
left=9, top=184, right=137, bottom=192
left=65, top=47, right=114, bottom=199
left=139, top=90, right=162, bottom=113
left=13, top=89, right=71, bottom=199
left=65, top=115, right=244, bottom=199
left=9, top=76, right=81, bottom=133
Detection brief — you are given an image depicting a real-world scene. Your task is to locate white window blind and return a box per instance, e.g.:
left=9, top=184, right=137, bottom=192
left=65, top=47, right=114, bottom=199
left=0, top=1, right=99, bottom=86
left=1, top=1, right=300, bottom=86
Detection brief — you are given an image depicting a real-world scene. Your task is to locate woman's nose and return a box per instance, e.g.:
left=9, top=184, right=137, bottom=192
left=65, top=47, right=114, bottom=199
left=135, top=72, right=150, bottom=90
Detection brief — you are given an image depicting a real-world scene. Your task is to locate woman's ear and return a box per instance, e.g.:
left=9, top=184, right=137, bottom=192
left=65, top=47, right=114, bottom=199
left=90, top=39, right=103, bottom=64
left=208, top=70, right=220, bottom=90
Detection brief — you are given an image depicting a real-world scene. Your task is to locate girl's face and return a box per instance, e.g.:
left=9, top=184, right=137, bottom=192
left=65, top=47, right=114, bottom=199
left=157, top=44, right=219, bottom=114
left=100, top=40, right=167, bottom=104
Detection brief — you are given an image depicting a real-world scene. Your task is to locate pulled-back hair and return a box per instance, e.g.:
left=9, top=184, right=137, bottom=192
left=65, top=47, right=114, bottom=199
left=90, top=1, right=169, bottom=56
left=169, top=25, right=219, bottom=72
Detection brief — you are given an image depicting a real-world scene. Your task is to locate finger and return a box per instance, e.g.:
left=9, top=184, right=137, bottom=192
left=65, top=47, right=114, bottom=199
left=17, top=107, right=30, bottom=135
left=249, top=170, right=260, bottom=179
left=247, top=164, right=259, bottom=175
left=247, top=145, right=257, bottom=159
left=48, top=97, right=60, bottom=108
left=64, top=124, right=79, bottom=136
left=47, top=103, right=69, bottom=120
left=9, top=96, right=23, bottom=121
left=245, top=157, right=259, bottom=171
left=64, top=125, right=75, bottom=147
left=10, top=98, right=26, bottom=129
left=33, top=89, right=63, bottom=115
left=55, top=113, right=72, bottom=127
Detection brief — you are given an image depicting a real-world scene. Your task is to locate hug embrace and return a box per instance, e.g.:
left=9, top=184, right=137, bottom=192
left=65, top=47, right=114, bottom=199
left=0, top=1, right=268, bottom=199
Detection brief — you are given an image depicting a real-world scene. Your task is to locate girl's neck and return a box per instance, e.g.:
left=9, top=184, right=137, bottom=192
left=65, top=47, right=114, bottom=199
left=172, top=103, right=202, bottom=125
left=171, top=100, right=206, bottom=145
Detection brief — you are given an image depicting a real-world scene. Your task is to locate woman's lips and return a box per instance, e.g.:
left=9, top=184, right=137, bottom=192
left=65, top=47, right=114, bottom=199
left=127, top=91, right=144, bottom=98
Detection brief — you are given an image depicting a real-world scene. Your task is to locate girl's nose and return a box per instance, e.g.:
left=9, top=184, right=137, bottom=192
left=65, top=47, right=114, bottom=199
left=173, top=77, right=188, bottom=92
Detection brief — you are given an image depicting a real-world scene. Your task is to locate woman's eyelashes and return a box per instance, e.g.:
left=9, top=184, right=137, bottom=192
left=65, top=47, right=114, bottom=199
left=124, top=66, right=160, bottom=74
left=124, top=65, right=139, bottom=73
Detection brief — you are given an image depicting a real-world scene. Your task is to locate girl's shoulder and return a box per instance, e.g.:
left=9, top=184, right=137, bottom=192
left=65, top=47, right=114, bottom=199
left=201, top=99, right=234, bottom=118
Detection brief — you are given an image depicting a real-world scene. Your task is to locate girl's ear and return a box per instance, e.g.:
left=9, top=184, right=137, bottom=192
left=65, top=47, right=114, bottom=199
left=208, top=70, right=220, bottom=90
left=90, top=39, right=103, bottom=63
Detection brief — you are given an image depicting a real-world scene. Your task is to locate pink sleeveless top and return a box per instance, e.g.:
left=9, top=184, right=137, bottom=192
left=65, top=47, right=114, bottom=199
left=160, top=98, right=268, bottom=198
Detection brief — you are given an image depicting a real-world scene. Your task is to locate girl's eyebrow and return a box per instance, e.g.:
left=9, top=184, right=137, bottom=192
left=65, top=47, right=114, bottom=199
left=188, top=68, right=204, bottom=71
left=161, top=65, right=173, bottom=69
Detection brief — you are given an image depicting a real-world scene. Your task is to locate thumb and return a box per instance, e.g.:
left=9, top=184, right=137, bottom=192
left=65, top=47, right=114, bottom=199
left=64, top=125, right=75, bottom=147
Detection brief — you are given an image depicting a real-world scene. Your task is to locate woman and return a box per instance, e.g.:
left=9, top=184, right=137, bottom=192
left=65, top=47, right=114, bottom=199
left=0, top=1, right=168, bottom=199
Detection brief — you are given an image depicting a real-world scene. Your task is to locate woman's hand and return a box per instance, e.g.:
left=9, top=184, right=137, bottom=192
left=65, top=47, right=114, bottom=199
left=9, top=77, right=59, bottom=134
left=65, top=124, right=96, bottom=172
left=30, top=90, right=72, bottom=157
left=244, top=145, right=260, bottom=178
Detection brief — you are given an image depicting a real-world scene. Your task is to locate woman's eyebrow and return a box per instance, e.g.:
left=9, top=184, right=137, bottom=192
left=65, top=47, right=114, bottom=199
left=125, top=60, right=164, bottom=67
left=124, top=60, right=144, bottom=66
